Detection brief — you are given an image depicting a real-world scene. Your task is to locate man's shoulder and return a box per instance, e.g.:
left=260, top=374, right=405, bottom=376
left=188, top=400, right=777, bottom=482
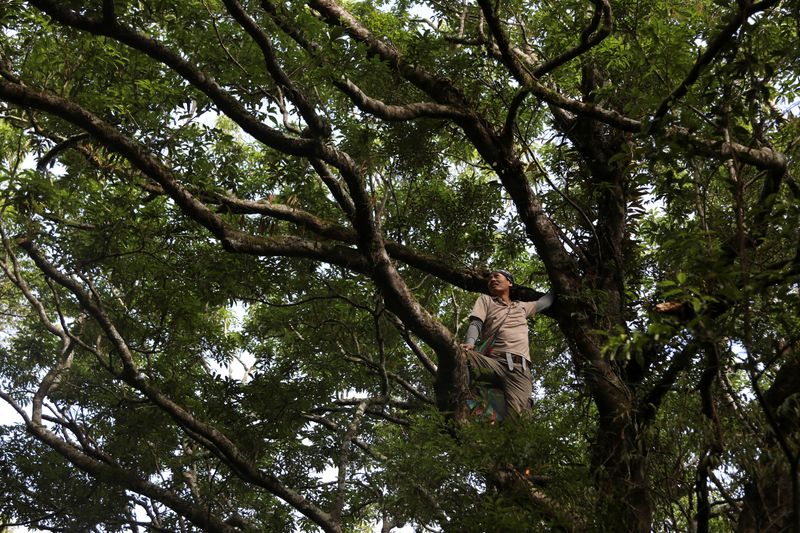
left=517, top=299, right=539, bottom=313
left=473, top=293, right=493, bottom=303
left=471, top=293, right=501, bottom=314
left=479, top=293, right=507, bottom=307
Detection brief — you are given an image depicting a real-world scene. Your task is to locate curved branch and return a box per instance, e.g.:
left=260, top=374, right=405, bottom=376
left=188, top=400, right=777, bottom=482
left=218, top=192, right=496, bottom=292
left=386, top=311, right=438, bottom=375
left=529, top=0, right=612, bottom=78
left=216, top=193, right=354, bottom=240
left=36, top=133, right=90, bottom=172
left=478, top=0, right=612, bottom=81
left=652, top=0, right=780, bottom=124
left=475, top=0, right=530, bottom=84
left=221, top=193, right=494, bottom=290
left=309, top=158, right=357, bottom=220
left=530, top=81, right=787, bottom=171
left=305, top=0, right=471, bottom=109
left=333, top=78, right=467, bottom=121
left=0, top=227, right=77, bottom=426
left=638, top=342, right=698, bottom=423
left=663, top=125, right=788, bottom=171
left=442, top=34, right=535, bottom=67
left=220, top=0, right=330, bottom=137
left=502, top=89, right=530, bottom=142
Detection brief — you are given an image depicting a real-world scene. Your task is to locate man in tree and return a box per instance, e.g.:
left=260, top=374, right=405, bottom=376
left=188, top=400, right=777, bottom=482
left=461, top=270, right=554, bottom=415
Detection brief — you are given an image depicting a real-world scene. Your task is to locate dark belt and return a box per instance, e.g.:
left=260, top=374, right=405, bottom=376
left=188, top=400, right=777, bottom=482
left=490, top=351, right=528, bottom=372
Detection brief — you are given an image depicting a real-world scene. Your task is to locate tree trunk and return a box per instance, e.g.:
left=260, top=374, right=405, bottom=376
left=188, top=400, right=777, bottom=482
left=434, top=347, right=472, bottom=422
left=592, top=409, right=652, bottom=532
left=547, top=67, right=653, bottom=529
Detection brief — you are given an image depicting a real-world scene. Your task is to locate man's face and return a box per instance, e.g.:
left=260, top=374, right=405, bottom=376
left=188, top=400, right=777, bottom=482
left=488, top=271, right=512, bottom=296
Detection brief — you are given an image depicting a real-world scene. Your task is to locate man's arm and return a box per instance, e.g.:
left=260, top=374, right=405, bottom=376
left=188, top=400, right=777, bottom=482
left=533, top=292, right=555, bottom=313
left=462, top=317, right=483, bottom=349
left=462, top=294, right=489, bottom=349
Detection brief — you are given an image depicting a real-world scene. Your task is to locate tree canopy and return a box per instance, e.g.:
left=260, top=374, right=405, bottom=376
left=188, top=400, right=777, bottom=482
left=0, top=0, right=799, bottom=531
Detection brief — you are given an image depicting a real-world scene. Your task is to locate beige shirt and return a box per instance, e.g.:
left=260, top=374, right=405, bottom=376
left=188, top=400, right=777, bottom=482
left=470, top=293, right=549, bottom=361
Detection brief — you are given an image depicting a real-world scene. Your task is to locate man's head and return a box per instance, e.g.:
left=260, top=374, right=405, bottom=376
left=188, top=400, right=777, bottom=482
left=492, top=269, right=514, bottom=285
left=488, top=270, right=514, bottom=298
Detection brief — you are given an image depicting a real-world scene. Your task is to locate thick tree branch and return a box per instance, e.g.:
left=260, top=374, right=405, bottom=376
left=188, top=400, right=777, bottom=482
left=529, top=77, right=787, bottom=172
left=0, top=78, right=372, bottom=274
left=220, top=0, right=331, bottom=137
left=502, top=89, right=530, bottom=143
left=217, top=192, right=494, bottom=293
left=333, top=78, right=467, bottom=121
left=36, top=132, right=90, bottom=173
left=639, top=339, right=698, bottom=418
left=475, top=0, right=530, bottom=83
left=664, top=125, right=788, bottom=171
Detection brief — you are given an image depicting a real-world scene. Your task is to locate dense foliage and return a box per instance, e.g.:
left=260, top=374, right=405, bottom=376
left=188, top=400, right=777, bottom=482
left=0, top=0, right=799, bottom=531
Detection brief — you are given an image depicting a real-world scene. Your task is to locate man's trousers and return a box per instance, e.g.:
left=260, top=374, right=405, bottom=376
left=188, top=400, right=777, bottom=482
left=465, top=350, right=532, bottom=414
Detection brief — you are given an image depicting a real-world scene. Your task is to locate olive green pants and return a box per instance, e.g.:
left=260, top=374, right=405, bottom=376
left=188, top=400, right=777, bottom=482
left=466, top=350, right=532, bottom=414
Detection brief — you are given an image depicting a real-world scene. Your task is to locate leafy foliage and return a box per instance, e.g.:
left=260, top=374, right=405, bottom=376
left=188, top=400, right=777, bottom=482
left=1, top=0, right=800, bottom=531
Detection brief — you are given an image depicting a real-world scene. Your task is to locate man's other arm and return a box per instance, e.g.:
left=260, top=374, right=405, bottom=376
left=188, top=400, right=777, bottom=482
left=533, top=292, right=555, bottom=313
